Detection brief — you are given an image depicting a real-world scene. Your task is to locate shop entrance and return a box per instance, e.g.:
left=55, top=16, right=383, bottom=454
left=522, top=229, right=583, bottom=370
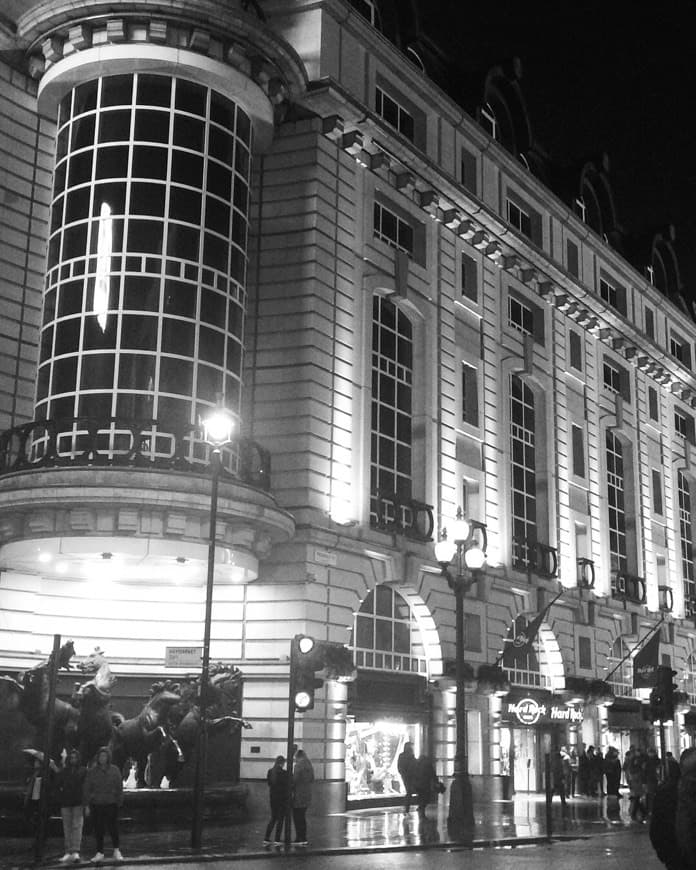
left=512, top=727, right=538, bottom=792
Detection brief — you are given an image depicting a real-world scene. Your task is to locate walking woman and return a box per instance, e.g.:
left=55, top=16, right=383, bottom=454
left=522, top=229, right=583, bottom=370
left=83, top=746, right=124, bottom=863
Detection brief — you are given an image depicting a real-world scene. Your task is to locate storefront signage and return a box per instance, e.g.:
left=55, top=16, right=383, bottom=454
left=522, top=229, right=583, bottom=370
left=165, top=646, right=202, bottom=668
left=507, top=696, right=584, bottom=725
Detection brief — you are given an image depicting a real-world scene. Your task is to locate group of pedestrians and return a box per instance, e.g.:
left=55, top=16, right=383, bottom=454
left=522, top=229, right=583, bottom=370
left=263, top=748, right=314, bottom=846
left=396, top=742, right=444, bottom=817
left=25, top=746, right=124, bottom=864
left=650, top=747, right=696, bottom=870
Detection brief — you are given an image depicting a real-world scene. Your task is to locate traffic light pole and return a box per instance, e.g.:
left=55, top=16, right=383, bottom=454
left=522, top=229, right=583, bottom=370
left=285, top=645, right=297, bottom=849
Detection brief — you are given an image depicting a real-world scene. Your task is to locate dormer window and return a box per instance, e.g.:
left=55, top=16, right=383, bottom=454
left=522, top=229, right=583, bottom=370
left=480, top=103, right=497, bottom=140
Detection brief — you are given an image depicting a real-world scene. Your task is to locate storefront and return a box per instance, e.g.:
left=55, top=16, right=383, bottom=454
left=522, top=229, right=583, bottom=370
left=606, top=697, right=652, bottom=755
left=345, top=670, right=429, bottom=807
left=500, top=690, right=585, bottom=793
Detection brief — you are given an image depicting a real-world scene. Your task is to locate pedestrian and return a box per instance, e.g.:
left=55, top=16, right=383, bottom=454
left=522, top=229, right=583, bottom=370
left=650, top=746, right=696, bottom=870
left=263, top=755, right=289, bottom=845
left=645, top=748, right=661, bottom=817
left=588, top=745, right=604, bottom=796
left=627, top=748, right=647, bottom=822
left=550, top=748, right=567, bottom=809
left=83, top=746, right=124, bottom=863
left=603, top=747, right=622, bottom=798
left=54, top=748, right=86, bottom=863
left=413, top=753, right=438, bottom=817
left=569, top=747, right=578, bottom=797
left=560, top=746, right=572, bottom=798
left=577, top=743, right=590, bottom=795
left=397, top=741, right=417, bottom=812
left=292, top=749, right=314, bottom=846
left=666, top=752, right=681, bottom=783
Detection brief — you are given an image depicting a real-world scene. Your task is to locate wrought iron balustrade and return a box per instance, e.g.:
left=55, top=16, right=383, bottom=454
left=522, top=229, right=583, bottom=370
left=611, top=571, right=646, bottom=605
left=511, top=535, right=558, bottom=579
left=0, top=417, right=271, bottom=491
left=369, top=490, right=434, bottom=542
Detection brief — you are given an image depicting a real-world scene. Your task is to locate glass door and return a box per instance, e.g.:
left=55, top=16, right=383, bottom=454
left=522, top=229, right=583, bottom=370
left=512, top=727, right=538, bottom=793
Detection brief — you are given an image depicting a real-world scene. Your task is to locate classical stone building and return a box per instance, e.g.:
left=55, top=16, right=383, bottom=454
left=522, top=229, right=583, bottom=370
left=2, top=0, right=696, bottom=812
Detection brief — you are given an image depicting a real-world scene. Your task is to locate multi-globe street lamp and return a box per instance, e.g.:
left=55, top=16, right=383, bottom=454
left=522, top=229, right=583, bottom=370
left=434, top=510, right=486, bottom=838
left=191, top=403, right=236, bottom=849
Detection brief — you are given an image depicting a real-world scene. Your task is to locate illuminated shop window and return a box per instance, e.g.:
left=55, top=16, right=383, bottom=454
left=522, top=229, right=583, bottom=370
left=353, top=585, right=427, bottom=675
left=39, top=73, right=249, bottom=452
left=345, top=719, right=421, bottom=801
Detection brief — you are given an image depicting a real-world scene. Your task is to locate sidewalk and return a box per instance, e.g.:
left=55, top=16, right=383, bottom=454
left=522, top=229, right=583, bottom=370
left=4, top=792, right=647, bottom=868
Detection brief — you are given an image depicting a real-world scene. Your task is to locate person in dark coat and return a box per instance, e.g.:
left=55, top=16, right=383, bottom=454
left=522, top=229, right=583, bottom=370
left=577, top=744, right=590, bottom=796
left=413, top=754, right=438, bottom=818
left=83, top=746, right=124, bottom=863
left=397, top=742, right=417, bottom=812
left=650, top=747, right=696, bottom=870
left=292, top=749, right=314, bottom=845
left=263, top=755, right=289, bottom=845
left=550, top=749, right=567, bottom=808
left=54, top=748, right=86, bottom=863
left=603, top=747, right=622, bottom=798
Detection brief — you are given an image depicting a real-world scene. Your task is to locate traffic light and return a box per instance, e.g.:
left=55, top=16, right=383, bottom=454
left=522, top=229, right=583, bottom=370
left=290, top=635, right=357, bottom=713
left=656, top=665, right=678, bottom=722
left=291, top=635, right=324, bottom=712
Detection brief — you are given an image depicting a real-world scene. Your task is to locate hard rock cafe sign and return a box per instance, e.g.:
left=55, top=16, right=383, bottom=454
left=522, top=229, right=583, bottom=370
left=507, top=696, right=584, bottom=726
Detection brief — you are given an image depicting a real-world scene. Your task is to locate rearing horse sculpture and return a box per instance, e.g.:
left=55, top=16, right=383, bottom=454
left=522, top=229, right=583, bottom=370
left=110, top=682, right=182, bottom=787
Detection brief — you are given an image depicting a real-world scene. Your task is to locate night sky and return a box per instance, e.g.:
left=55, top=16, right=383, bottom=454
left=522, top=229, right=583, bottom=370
left=421, top=0, right=696, bottom=297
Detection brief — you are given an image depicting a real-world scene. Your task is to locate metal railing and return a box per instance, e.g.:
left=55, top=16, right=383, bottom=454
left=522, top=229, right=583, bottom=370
left=369, top=490, right=434, bottom=542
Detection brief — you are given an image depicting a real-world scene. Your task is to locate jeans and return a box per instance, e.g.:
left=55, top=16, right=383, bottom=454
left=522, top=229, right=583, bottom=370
left=264, top=798, right=285, bottom=841
left=91, top=804, right=120, bottom=852
left=61, top=806, right=84, bottom=854
left=292, top=806, right=307, bottom=842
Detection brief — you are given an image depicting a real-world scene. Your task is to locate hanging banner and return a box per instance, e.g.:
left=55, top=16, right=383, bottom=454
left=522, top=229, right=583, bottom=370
left=633, top=630, right=660, bottom=688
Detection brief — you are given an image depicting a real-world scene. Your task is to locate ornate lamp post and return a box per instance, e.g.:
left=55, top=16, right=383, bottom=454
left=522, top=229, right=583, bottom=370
left=434, top=509, right=486, bottom=838
left=191, top=402, right=236, bottom=849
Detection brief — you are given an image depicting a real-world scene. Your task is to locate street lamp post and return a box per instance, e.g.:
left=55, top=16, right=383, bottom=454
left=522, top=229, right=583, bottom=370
left=191, top=403, right=236, bottom=850
left=434, top=509, right=486, bottom=839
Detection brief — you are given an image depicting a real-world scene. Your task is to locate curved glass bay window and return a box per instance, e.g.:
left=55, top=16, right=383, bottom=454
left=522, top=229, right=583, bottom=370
left=37, top=73, right=250, bottom=459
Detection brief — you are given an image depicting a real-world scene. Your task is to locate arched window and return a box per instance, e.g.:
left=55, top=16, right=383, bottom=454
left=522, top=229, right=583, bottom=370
left=352, top=585, right=427, bottom=674
left=370, top=296, right=413, bottom=528
left=608, top=637, right=633, bottom=698
left=678, top=471, right=696, bottom=616
left=501, top=615, right=548, bottom=689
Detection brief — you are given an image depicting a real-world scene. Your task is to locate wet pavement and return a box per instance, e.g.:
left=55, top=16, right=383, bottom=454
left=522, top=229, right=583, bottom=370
left=4, top=791, right=649, bottom=868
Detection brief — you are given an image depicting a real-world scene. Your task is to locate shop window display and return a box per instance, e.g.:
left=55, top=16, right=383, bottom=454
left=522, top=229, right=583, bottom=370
left=345, top=719, right=421, bottom=800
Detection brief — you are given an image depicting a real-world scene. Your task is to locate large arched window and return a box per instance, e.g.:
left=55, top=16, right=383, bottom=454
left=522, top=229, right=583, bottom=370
left=353, top=585, right=427, bottom=674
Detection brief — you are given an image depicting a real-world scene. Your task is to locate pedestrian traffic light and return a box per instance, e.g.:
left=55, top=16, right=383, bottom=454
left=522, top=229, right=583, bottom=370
left=291, top=635, right=324, bottom=712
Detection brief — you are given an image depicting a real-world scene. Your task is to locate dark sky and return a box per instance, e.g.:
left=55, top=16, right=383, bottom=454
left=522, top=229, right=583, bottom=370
left=423, top=0, right=696, bottom=294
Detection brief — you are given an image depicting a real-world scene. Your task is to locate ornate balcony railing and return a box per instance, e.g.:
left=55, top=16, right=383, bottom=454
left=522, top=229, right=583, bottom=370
left=511, top=535, right=558, bottom=579
left=577, top=557, right=596, bottom=589
left=0, top=417, right=271, bottom=491
left=369, top=490, right=434, bottom=542
left=611, top=571, right=646, bottom=605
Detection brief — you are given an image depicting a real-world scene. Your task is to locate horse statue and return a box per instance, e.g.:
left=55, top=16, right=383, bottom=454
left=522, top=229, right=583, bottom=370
left=74, top=661, right=117, bottom=763
left=110, top=681, right=182, bottom=787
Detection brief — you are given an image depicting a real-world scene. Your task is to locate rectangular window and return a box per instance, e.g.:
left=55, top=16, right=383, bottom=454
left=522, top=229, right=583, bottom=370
left=571, top=424, right=585, bottom=478
left=603, top=357, right=630, bottom=402
left=599, top=275, right=627, bottom=316
left=508, top=295, right=534, bottom=336
left=569, top=330, right=582, bottom=371
left=675, top=409, right=696, bottom=443
left=649, top=386, right=659, bottom=421
left=507, top=198, right=532, bottom=239
left=670, top=331, right=692, bottom=370
left=463, top=612, right=482, bottom=652
left=461, top=148, right=477, bottom=195
left=578, top=636, right=592, bottom=670
left=373, top=201, right=414, bottom=256
left=567, top=239, right=579, bottom=278
left=461, top=362, right=479, bottom=427
left=461, top=252, right=478, bottom=302
left=375, top=85, right=415, bottom=141
left=652, top=469, right=663, bottom=515
left=350, top=0, right=376, bottom=24
left=645, top=307, right=655, bottom=340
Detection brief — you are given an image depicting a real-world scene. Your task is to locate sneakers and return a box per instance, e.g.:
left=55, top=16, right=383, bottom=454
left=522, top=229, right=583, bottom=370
left=263, top=840, right=272, bottom=846
left=90, top=853, right=104, bottom=864
left=71, top=854, right=81, bottom=863
left=112, top=849, right=124, bottom=861
left=295, top=841, right=308, bottom=846
left=59, top=854, right=73, bottom=863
